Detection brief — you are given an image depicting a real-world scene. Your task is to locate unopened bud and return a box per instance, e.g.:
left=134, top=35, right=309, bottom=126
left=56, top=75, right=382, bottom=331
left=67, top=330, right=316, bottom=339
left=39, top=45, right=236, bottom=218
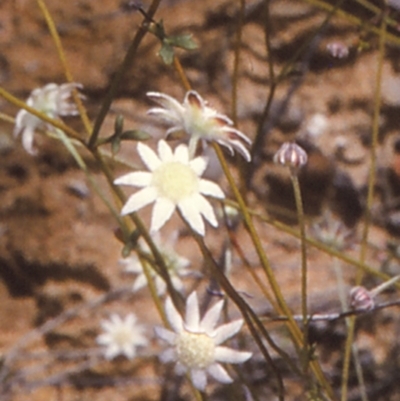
left=326, top=42, right=349, bottom=59
left=349, top=286, right=375, bottom=311
left=273, top=142, right=308, bottom=170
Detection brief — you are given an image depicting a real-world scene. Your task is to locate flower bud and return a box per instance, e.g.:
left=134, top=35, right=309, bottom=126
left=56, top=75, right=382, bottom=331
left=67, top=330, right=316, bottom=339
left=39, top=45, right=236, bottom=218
left=326, top=42, right=349, bottom=59
left=349, top=286, right=375, bottom=311
left=273, top=142, right=308, bottom=170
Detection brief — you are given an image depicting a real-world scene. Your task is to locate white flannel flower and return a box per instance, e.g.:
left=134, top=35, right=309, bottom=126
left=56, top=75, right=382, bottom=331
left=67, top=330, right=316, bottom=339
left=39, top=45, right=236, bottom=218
left=120, top=232, right=191, bottom=295
left=14, top=82, right=82, bottom=155
left=97, top=313, right=148, bottom=360
left=114, top=140, right=225, bottom=236
left=147, top=90, right=252, bottom=161
left=155, top=291, right=252, bottom=391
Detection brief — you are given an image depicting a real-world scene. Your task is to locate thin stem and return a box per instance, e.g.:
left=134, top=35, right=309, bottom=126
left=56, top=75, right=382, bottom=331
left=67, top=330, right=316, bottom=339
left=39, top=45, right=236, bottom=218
left=36, top=0, right=92, bottom=136
left=212, top=144, right=334, bottom=399
left=88, top=0, right=163, bottom=149
left=304, top=0, right=400, bottom=46
left=139, top=254, right=167, bottom=326
left=290, top=172, right=309, bottom=371
left=341, top=9, right=386, bottom=401
left=231, top=0, right=245, bottom=125
left=226, top=199, right=396, bottom=285
left=173, top=56, right=191, bottom=91
left=228, top=230, right=276, bottom=308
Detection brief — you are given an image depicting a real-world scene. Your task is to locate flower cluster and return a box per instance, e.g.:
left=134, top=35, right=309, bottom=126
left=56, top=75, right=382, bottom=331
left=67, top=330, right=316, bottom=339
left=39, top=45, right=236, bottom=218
left=155, top=292, right=252, bottom=391
left=11, top=84, right=255, bottom=389
left=97, top=313, right=148, bottom=360
left=120, top=232, right=192, bottom=295
left=14, top=83, right=82, bottom=155
left=115, top=90, right=252, bottom=236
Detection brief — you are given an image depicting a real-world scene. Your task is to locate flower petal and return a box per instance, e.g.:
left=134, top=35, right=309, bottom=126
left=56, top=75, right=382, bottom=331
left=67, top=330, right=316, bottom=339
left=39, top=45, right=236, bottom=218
left=214, top=346, right=252, bottom=364
left=178, top=197, right=205, bottom=236
left=192, top=193, right=218, bottom=228
left=96, top=333, right=112, bottom=345
left=137, top=142, right=162, bottom=171
left=147, top=107, right=182, bottom=124
left=120, top=186, right=157, bottom=216
left=114, top=171, right=152, bottom=187
left=171, top=276, right=184, bottom=293
left=213, top=319, right=244, bottom=345
left=147, top=91, right=185, bottom=115
left=154, top=326, right=176, bottom=345
left=200, top=299, right=224, bottom=333
left=185, top=291, right=200, bottom=331
left=21, top=127, right=37, bottom=155
left=158, top=139, right=174, bottom=162
left=221, top=126, right=252, bottom=144
left=219, top=137, right=251, bottom=162
left=132, top=274, right=148, bottom=292
left=122, top=344, right=136, bottom=359
left=189, top=156, right=208, bottom=176
left=104, top=344, right=120, bottom=360
left=160, top=347, right=177, bottom=363
left=191, top=368, right=207, bottom=391
left=174, top=143, right=190, bottom=164
left=165, top=296, right=184, bottom=333
left=198, top=179, right=225, bottom=199
left=121, top=256, right=142, bottom=273
left=184, top=90, right=205, bottom=109
left=150, top=197, right=176, bottom=232
left=175, top=362, right=187, bottom=375
left=207, top=363, right=233, bottom=383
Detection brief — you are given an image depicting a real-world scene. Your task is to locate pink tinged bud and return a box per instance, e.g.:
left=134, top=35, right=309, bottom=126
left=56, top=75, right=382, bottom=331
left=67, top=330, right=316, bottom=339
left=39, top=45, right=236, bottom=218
left=326, top=42, right=349, bottom=59
left=273, top=142, right=308, bottom=170
left=349, top=286, right=375, bottom=311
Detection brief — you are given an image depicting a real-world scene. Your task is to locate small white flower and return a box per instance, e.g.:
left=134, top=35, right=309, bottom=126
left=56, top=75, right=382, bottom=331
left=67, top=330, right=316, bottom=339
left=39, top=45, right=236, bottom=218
left=14, top=82, right=82, bottom=155
left=97, top=313, right=148, bottom=360
left=147, top=90, right=252, bottom=161
left=114, top=140, right=225, bottom=236
left=120, top=232, right=192, bottom=295
left=155, top=292, right=252, bottom=391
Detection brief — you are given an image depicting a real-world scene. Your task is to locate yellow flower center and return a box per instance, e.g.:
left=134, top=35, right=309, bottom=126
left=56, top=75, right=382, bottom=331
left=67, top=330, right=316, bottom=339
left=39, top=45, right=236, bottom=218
left=113, top=327, right=133, bottom=347
left=175, top=331, right=215, bottom=369
left=152, top=161, right=198, bottom=203
left=187, top=107, right=216, bottom=138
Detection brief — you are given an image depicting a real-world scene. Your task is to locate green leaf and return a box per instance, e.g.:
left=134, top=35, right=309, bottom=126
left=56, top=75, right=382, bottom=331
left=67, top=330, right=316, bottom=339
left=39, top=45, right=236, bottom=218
left=122, top=243, right=133, bottom=258
left=167, top=34, right=197, bottom=50
left=159, top=42, right=175, bottom=65
left=111, top=138, right=121, bottom=155
left=120, top=130, right=152, bottom=141
left=114, top=114, right=124, bottom=136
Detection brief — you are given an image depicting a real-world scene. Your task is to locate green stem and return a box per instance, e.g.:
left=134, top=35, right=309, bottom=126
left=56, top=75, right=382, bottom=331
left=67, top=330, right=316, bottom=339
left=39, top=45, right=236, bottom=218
left=36, top=0, right=92, bottom=136
left=231, top=0, right=245, bottom=125
left=290, top=172, right=309, bottom=371
left=226, top=199, right=396, bottom=285
left=88, top=0, right=162, bottom=149
left=341, top=9, right=386, bottom=401
left=305, top=0, right=400, bottom=46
